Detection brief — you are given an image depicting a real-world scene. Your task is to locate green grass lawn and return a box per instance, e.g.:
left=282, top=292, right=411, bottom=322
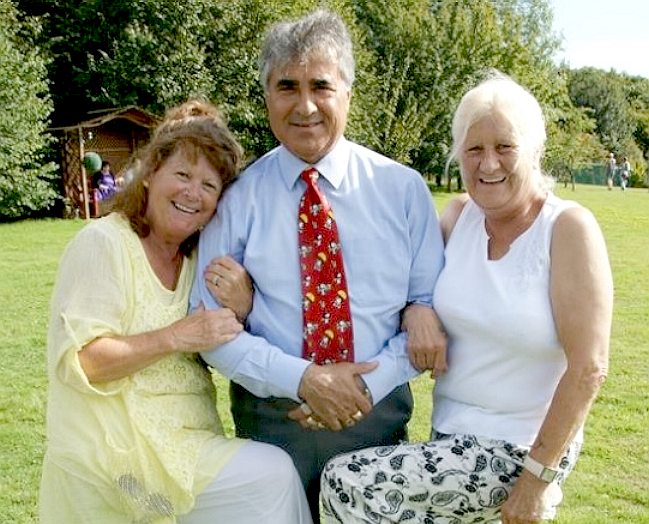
left=1, top=184, right=648, bottom=522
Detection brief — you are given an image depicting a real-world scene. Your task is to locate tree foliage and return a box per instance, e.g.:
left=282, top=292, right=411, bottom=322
left=567, top=67, right=649, bottom=181
left=90, top=0, right=221, bottom=115
left=7, top=0, right=649, bottom=219
left=347, top=0, right=579, bottom=181
left=622, top=75, right=649, bottom=180
left=0, top=0, right=57, bottom=219
left=20, top=0, right=218, bottom=121
left=568, top=68, right=635, bottom=152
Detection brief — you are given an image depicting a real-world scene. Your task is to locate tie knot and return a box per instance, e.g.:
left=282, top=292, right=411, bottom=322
left=301, top=167, right=319, bottom=185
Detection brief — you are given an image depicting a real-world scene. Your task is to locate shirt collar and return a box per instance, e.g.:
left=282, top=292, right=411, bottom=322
left=279, top=137, right=351, bottom=190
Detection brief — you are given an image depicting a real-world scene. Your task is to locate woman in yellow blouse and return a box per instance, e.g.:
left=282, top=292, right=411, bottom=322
left=40, top=100, right=312, bottom=524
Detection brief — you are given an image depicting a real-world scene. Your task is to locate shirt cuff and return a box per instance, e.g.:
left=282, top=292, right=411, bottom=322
left=267, top=352, right=312, bottom=401
left=361, top=333, right=420, bottom=405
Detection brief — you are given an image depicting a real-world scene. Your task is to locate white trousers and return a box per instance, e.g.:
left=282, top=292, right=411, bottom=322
left=179, top=440, right=313, bottom=524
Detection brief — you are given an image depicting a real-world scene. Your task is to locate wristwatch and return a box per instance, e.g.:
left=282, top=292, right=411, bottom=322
left=523, top=454, right=561, bottom=483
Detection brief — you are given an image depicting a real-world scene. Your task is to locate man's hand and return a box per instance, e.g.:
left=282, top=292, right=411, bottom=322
left=288, top=361, right=377, bottom=431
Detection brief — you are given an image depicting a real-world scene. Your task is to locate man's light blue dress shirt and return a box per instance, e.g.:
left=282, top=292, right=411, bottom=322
left=191, top=138, right=444, bottom=404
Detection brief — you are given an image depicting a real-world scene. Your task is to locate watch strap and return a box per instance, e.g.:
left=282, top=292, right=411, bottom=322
left=523, top=454, right=560, bottom=483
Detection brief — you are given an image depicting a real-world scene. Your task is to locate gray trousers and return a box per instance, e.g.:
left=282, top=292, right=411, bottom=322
left=230, top=381, right=413, bottom=522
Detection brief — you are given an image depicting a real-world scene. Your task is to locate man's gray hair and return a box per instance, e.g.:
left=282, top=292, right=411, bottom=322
left=259, top=9, right=355, bottom=91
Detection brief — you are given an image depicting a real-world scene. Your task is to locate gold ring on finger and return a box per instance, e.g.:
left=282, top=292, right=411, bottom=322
left=351, top=410, right=363, bottom=422
left=212, top=275, right=219, bottom=286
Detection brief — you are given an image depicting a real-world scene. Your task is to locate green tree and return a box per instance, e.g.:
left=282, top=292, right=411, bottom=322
left=350, top=0, right=566, bottom=184
left=544, top=91, right=605, bottom=187
left=16, top=0, right=611, bottom=194
left=0, top=0, right=57, bottom=219
left=567, top=67, right=649, bottom=184
left=18, top=0, right=131, bottom=124
left=623, top=75, right=649, bottom=181
left=87, top=0, right=217, bottom=115
left=19, top=0, right=218, bottom=121
left=540, top=65, right=604, bottom=182
left=568, top=67, right=635, bottom=153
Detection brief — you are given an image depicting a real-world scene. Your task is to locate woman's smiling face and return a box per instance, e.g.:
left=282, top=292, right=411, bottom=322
left=459, top=112, right=528, bottom=212
left=145, top=147, right=223, bottom=245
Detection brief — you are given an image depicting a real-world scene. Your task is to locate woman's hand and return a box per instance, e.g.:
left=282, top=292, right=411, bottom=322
left=204, top=256, right=253, bottom=322
left=401, top=304, right=448, bottom=377
left=169, top=304, right=243, bottom=353
left=500, top=473, right=563, bottom=524
left=79, top=305, right=242, bottom=383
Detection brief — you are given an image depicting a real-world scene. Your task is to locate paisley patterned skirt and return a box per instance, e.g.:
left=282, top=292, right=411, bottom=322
left=321, top=432, right=580, bottom=524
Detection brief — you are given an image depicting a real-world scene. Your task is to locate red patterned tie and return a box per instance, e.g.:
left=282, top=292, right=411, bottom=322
left=298, top=168, right=354, bottom=364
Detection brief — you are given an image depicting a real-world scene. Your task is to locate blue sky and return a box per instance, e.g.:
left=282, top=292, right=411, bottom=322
left=549, top=0, right=649, bottom=79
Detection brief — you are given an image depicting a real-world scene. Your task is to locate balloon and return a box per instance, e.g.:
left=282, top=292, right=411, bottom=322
left=83, top=152, right=102, bottom=172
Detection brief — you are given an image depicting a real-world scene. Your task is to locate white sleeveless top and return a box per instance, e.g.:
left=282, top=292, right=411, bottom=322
left=432, top=194, right=581, bottom=446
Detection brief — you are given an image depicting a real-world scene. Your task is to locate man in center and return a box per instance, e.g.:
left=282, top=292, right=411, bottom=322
left=191, top=9, right=444, bottom=519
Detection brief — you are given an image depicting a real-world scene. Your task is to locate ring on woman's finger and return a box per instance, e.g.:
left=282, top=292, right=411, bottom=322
left=351, top=410, right=363, bottom=422
left=211, top=275, right=219, bottom=286
left=299, top=402, right=313, bottom=416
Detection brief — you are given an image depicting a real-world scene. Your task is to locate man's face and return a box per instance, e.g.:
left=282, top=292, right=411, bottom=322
left=265, top=57, right=351, bottom=164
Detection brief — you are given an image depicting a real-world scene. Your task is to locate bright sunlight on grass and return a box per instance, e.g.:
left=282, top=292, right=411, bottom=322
left=1, top=185, right=647, bottom=522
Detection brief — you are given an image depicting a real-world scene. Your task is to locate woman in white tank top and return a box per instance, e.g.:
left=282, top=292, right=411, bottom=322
left=321, top=72, right=612, bottom=524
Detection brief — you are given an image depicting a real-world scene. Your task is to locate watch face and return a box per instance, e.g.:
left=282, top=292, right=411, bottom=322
left=540, top=468, right=558, bottom=483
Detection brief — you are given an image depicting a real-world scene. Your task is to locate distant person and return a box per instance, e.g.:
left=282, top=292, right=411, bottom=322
left=619, top=156, right=631, bottom=191
left=40, top=100, right=311, bottom=524
left=605, top=152, right=616, bottom=190
left=321, top=73, right=613, bottom=524
left=92, top=160, right=118, bottom=201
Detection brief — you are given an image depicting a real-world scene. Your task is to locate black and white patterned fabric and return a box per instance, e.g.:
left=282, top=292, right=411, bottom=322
left=321, top=432, right=580, bottom=524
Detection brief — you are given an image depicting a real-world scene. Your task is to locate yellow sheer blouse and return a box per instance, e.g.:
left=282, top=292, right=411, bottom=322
left=40, top=213, right=243, bottom=523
